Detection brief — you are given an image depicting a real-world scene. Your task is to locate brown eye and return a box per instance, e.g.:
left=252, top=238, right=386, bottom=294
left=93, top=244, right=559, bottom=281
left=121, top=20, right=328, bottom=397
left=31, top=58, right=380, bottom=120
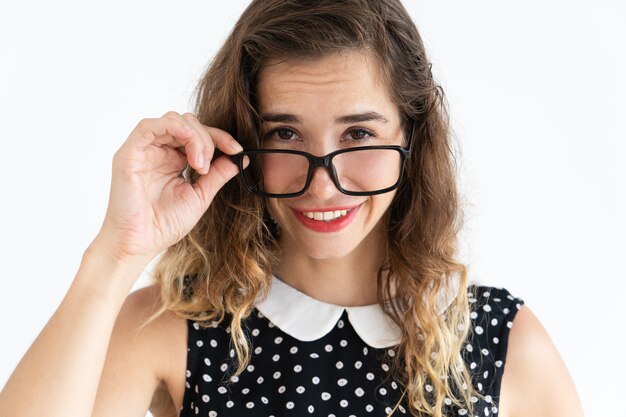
left=276, top=128, right=296, bottom=140
left=349, top=129, right=374, bottom=141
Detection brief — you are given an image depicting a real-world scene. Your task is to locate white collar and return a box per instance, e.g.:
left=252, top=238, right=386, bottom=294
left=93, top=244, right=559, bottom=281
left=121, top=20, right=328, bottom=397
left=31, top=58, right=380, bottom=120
left=253, top=274, right=462, bottom=349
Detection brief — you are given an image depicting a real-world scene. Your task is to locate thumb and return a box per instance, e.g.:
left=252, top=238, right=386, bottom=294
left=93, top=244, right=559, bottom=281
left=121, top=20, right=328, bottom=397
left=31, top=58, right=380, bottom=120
left=191, top=154, right=245, bottom=208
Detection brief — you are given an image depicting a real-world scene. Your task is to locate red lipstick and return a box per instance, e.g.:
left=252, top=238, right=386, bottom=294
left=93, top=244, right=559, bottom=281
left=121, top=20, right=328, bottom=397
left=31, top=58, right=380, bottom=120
left=291, top=204, right=361, bottom=233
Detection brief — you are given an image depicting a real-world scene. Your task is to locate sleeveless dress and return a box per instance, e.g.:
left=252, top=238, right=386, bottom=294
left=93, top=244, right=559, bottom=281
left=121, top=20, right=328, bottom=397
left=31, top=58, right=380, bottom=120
left=178, top=275, right=525, bottom=417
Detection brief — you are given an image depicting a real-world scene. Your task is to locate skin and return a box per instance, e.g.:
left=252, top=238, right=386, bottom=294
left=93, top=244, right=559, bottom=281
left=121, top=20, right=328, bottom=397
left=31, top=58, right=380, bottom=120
left=258, top=51, right=405, bottom=307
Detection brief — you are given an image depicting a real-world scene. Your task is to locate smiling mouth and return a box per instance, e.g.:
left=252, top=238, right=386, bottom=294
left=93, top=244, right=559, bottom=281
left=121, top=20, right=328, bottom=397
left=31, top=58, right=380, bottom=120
left=300, top=209, right=352, bottom=222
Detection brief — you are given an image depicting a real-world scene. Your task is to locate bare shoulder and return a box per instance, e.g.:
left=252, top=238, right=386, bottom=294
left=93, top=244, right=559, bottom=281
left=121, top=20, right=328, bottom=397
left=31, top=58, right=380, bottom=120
left=92, top=284, right=188, bottom=417
left=499, top=305, right=585, bottom=417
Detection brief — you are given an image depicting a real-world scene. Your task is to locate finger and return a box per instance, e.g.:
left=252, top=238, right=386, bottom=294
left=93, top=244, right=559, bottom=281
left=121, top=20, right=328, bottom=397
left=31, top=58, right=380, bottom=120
left=129, top=114, right=206, bottom=174
left=191, top=154, right=246, bottom=208
left=205, top=126, right=244, bottom=156
left=181, top=113, right=216, bottom=175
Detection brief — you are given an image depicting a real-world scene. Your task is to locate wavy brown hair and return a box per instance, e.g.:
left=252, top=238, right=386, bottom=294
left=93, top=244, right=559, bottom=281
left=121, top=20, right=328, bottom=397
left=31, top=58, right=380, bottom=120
left=144, top=0, right=487, bottom=415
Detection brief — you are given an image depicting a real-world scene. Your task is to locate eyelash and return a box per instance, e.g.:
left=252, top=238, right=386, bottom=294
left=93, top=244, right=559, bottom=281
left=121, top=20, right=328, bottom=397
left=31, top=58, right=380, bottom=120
left=264, top=127, right=377, bottom=142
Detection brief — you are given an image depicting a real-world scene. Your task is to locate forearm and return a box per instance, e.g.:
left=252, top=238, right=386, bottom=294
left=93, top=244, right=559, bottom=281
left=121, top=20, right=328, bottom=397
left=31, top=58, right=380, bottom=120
left=0, top=243, right=149, bottom=417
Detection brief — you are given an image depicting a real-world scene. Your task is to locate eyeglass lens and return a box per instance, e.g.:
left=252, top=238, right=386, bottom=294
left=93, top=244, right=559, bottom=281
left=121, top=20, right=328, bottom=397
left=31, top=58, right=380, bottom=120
left=242, top=148, right=402, bottom=195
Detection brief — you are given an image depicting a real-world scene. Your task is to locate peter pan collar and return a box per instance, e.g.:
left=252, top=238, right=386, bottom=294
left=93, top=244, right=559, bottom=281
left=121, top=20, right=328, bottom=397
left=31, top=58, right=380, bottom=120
left=253, top=274, right=462, bottom=349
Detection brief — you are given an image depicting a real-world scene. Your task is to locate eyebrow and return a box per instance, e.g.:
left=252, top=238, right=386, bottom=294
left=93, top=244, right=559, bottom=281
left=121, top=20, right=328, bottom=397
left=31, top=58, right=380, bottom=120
left=260, top=111, right=389, bottom=125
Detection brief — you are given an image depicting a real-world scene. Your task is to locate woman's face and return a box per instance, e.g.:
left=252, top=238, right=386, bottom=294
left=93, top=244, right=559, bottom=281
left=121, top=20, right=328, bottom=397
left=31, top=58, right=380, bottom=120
left=256, top=50, right=405, bottom=260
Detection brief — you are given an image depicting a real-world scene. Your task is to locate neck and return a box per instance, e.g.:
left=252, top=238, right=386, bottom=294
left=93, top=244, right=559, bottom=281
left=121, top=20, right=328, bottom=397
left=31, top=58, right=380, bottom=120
left=273, top=224, right=387, bottom=307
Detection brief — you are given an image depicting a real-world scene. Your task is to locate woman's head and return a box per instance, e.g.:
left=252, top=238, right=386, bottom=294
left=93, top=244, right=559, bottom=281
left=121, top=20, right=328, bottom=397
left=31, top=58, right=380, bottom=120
left=151, top=1, right=481, bottom=416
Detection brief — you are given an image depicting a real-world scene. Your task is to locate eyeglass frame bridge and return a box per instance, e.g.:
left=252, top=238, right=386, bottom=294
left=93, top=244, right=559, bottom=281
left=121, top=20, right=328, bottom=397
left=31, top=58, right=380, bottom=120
left=230, top=134, right=414, bottom=198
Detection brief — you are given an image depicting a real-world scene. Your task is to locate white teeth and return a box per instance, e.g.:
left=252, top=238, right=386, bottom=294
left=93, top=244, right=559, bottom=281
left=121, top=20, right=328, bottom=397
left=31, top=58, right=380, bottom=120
left=302, top=209, right=351, bottom=222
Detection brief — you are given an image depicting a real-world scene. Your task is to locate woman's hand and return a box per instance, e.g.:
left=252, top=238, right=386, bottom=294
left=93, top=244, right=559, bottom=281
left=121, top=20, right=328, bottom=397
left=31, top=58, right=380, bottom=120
left=92, top=111, right=246, bottom=266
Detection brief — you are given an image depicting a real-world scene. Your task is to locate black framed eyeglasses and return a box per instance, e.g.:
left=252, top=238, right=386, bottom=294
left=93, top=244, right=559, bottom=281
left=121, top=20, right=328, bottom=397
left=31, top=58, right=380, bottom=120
left=230, top=138, right=413, bottom=198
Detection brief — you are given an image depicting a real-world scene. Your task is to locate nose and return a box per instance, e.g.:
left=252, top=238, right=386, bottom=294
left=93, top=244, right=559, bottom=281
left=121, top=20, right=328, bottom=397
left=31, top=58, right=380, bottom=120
left=306, top=164, right=339, bottom=200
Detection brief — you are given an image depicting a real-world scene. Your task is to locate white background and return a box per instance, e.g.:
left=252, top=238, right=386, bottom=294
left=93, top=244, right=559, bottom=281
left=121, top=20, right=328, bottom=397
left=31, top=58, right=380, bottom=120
left=1, top=1, right=624, bottom=416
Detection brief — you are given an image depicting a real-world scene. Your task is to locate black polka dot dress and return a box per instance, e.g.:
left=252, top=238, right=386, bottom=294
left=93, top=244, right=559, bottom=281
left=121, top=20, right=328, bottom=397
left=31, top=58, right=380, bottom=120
left=179, top=275, right=524, bottom=417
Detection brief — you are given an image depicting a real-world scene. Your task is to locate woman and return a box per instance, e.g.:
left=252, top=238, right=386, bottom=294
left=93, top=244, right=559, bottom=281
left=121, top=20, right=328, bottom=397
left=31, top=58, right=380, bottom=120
left=0, top=1, right=584, bottom=416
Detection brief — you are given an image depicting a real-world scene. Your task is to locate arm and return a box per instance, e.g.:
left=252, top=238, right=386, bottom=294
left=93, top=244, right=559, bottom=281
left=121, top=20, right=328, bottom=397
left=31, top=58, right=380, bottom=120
left=499, top=305, right=585, bottom=417
left=0, top=241, right=154, bottom=417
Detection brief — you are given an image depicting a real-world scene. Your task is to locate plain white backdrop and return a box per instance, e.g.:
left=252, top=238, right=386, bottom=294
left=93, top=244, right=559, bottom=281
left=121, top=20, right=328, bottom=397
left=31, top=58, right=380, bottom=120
left=1, top=1, right=624, bottom=416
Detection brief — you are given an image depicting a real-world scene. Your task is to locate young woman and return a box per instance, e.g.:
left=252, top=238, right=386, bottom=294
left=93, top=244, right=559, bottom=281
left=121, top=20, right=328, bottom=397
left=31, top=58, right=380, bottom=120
left=0, top=1, right=584, bottom=416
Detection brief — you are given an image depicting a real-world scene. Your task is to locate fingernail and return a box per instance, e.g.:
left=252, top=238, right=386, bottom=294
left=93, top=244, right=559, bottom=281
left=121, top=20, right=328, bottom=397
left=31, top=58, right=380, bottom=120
left=232, top=141, right=243, bottom=152
left=196, top=153, right=204, bottom=168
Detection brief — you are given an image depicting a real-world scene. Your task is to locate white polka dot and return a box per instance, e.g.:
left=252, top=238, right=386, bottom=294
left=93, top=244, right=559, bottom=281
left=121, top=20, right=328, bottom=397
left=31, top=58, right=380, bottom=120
left=229, top=349, right=235, bottom=358
left=325, top=344, right=333, bottom=352
left=268, top=321, right=275, bottom=328
left=458, top=408, right=468, bottom=415
left=363, top=347, right=369, bottom=355
left=340, top=399, right=349, bottom=407
left=202, top=374, right=212, bottom=382
left=247, top=364, right=255, bottom=372
left=340, top=339, right=348, bottom=347
left=470, top=311, right=478, bottom=319
left=273, top=371, right=281, bottom=379
left=254, top=346, right=263, bottom=354
left=399, top=405, right=406, bottom=413
left=516, top=303, right=522, bottom=309
left=470, top=362, right=477, bottom=369
left=388, top=349, right=396, bottom=357
left=466, top=343, right=474, bottom=352
left=274, top=336, right=283, bottom=344
left=242, top=388, right=249, bottom=394
left=278, top=385, right=286, bottom=393
left=203, top=358, right=211, bottom=366
left=195, top=406, right=198, bottom=414
left=484, top=407, right=490, bottom=416
left=491, top=318, right=498, bottom=326
left=503, top=307, right=510, bottom=314
left=338, top=319, right=345, bottom=328
left=366, top=404, right=374, bottom=412
left=355, top=387, right=365, bottom=397
left=493, top=337, right=499, bottom=344
left=261, top=396, right=268, bottom=404
left=471, top=396, right=478, bottom=403
left=257, top=376, right=264, bottom=384
left=230, top=375, right=239, bottom=383
left=425, top=384, right=432, bottom=392
left=209, top=411, right=217, bottom=417
left=308, top=405, right=315, bottom=413
left=444, top=397, right=452, bottom=406
left=310, top=352, right=319, bottom=358
left=226, top=400, right=234, bottom=408
left=193, top=322, right=200, bottom=330
left=272, top=354, right=280, bottom=361
left=286, top=401, right=294, bottom=409
left=210, top=339, right=217, bottom=347
left=483, top=370, right=489, bottom=379
left=252, top=328, right=260, bottom=336
left=294, top=364, right=302, bottom=373
left=196, top=340, right=204, bottom=347
left=495, top=360, right=503, bottom=368
left=478, top=382, right=483, bottom=391
left=354, top=360, right=362, bottom=369
left=475, top=326, right=484, bottom=335
left=245, top=401, right=255, bottom=409
left=312, top=376, right=320, bottom=384
left=202, top=394, right=210, bottom=403
left=507, top=321, right=513, bottom=328
left=379, top=387, right=388, bottom=395
left=485, top=395, right=493, bottom=403
left=217, top=386, right=227, bottom=394
left=382, top=363, right=389, bottom=372
left=186, top=370, right=191, bottom=377
left=492, top=406, right=499, bottom=413
left=391, top=381, right=398, bottom=389
left=366, top=372, right=375, bottom=380
left=336, top=361, right=344, bottom=369
left=296, top=386, right=305, bottom=394
left=321, top=392, right=331, bottom=400
left=483, top=291, right=491, bottom=297
left=483, top=304, right=492, bottom=312
left=290, top=346, right=298, bottom=354
left=385, top=407, right=393, bottom=414
left=337, top=378, right=348, bottom=387
left=481, top=348, right=490, bottom=356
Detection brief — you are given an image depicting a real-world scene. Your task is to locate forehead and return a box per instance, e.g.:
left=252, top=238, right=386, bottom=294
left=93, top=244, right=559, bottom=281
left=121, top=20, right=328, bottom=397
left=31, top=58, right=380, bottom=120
left=255, top=51, right=397, bottom=117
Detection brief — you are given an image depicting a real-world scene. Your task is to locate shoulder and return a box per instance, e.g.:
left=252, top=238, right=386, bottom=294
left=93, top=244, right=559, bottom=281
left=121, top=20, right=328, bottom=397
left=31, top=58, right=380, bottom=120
left=496, top=299, right=585, bottom=417
left=93, top=284, right=188, bottom=416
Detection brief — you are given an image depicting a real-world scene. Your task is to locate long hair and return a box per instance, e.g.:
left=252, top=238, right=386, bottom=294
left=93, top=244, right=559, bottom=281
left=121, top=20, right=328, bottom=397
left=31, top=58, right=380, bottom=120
left=144, top=1, right=483, bottom=415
